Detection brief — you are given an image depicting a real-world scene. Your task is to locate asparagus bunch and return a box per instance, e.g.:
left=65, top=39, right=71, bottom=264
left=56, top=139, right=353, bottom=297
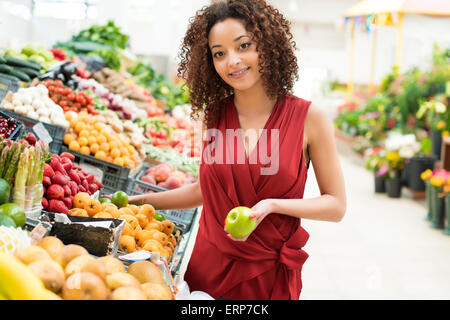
left=12, top=148, right=29, bottom=210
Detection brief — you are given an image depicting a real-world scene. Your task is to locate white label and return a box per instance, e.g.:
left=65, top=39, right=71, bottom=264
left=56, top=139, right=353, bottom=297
left=33, top=122, right=52, bottom=145
left=118, top=250, right=152, bottom=262
left=72, top=221, right=113, bottom=228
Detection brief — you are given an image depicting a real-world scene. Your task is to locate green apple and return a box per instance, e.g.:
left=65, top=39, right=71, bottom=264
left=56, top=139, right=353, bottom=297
left=111, top=191, right=128, bottom=208
left=225, top=206, right=256, bottom=239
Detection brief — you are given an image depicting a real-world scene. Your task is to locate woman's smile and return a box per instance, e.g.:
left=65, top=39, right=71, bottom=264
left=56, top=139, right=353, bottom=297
left=229, top=66, right=251, bottom=79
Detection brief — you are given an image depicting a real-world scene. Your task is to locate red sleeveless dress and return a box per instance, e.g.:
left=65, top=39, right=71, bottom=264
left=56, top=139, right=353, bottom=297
left=183, top=95, right=311, bottom=300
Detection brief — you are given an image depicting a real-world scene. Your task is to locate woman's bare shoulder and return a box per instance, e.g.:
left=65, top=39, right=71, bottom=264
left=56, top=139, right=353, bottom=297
left=304, top=103, right=335, bottom=143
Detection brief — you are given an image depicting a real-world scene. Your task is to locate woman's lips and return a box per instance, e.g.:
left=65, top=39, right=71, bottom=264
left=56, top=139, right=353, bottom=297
left=229, top=67, right=250, bottom=79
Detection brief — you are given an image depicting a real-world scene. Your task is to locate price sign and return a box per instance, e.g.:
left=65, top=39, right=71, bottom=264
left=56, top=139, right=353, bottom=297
left=32, top=122, right=53, bottom=145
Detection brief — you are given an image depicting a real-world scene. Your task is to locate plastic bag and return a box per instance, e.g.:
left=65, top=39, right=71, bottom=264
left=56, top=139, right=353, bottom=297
left=175, top=280, right=214, bottom=300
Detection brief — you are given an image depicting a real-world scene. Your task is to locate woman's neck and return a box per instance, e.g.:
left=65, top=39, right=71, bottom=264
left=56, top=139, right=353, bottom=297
left=233, top=82, right=276, bottom=119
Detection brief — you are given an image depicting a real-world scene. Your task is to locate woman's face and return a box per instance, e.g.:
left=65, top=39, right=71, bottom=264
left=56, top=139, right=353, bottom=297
left=208, top=18, right=261, bottom=92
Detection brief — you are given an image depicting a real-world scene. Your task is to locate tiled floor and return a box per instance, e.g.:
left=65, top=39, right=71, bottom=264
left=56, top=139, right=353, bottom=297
left=176, top=143, right=450, bottom=299
left=300, top=147, right=450, bottom=300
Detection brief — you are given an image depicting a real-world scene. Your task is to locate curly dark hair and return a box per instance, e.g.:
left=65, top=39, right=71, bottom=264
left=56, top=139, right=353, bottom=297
left=178, top=0, right=299, bottom=127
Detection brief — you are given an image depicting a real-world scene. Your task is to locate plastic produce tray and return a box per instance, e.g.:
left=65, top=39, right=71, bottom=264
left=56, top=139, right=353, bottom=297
left=0, top=109, right=24, bottom=141
left=0, top=109, right=65, bottom=153
left=60, top=146, right=138, bottom=194
left=126, top=162, right=168, bottom=194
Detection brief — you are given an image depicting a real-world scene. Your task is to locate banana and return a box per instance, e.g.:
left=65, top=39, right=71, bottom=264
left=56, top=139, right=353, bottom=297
left=0, top=251, right=61, bottom=300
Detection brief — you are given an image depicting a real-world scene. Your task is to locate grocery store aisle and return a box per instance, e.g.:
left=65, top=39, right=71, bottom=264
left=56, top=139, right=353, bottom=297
left=300, top=145, right=450, bottom=300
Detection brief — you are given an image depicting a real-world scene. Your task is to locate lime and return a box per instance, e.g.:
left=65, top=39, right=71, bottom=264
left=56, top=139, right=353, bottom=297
left=154, top=212, right=166, bottom=222
left=99, top=197, right=111, bottom=204
left=111, top=191, right=128, bottom=208
left=0, top=178, right=11, bottom=205
left=0, top=203, right=25, bottom=228
left=172, top=224, right=178, bottom=234
left=0, top=214, right=16, bottom=228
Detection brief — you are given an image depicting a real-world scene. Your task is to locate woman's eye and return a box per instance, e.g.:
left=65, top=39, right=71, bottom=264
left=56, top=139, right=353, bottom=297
left=240, top=42, right=251, bottom=50
left=213, top=51, right=224, bottom=58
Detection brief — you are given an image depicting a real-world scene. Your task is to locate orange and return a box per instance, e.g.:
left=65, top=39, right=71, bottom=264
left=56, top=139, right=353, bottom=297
left=119, top=235, right=136, bottom=253
left=127, top=145, right=135, bottom=155
left=135, top=213, right=149, bottom=229
left=101, top=202, right=117, bottom=210
left=94, top=122, right=105, bottom=131
left=74, top=122, right=85, bottom=134
left=79, top=130, right=90, bottom=138
left=95, top=150, right=107, bottom=161
left=103, top=205, right=119, bottom=218
left=84, top=198, right=102, bottom=217
left=110, top=147, right=120, bottom=159
left=100, top=142, right=110, bottom=153
left=168, top=234, right=177, bottom=247
left=97, top=135, right=107, bottom=145
left=118, top=207, right=134, bottom=216
left=78, top=137, right=88, bottom=147
left=144, top=220, right=162, bottom=232
left=119, top=214, right=139, bottom=229
left=161, top=220, right=174, bottom=235
left=120, top=147, right=129, bottom=157
left=68, top=140, right=80, bottom=152
left=158, top=248, right=171, bottom=261
left=135, top=230, right=157, bottom=247
left=121, top=222, right=135, bottom=237
left=138, top=204, right=155, bottom=221
left=73, top=192, right=91, bottom=209
left=93, top=212, right=113, bottom=219
left=127, top=205, right=140, bottom=215
left=150, top=230, right=168, bottom=246
left=64, top=133, right=75, bottom=145
left=113, top=157, right=124, bottom=166
left=90, top=143, right=100, bottom=154
left=69, top=208, right=88, bottom=217
left=87, top=136, right=97, bottom=146
left=109, top=140, right=119, bottom=150
left=142, top=239, right=163, bottom=252
left=80, top=146, right=91, bottom=155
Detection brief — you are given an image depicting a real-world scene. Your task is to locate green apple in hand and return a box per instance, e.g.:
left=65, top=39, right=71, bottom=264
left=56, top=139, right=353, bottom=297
left=225, top=206, right=256, bottom=239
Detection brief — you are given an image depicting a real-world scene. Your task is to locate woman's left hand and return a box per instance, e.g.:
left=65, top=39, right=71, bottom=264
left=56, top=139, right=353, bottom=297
left=225, top=199, right=275, bottom=242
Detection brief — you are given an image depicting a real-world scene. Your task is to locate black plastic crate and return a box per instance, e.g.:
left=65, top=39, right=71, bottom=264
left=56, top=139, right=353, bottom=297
left=0, top=109, right=24, bottom=141
left=61, top=145, right=138, bottom=194
left=0, top=109, right=65, bottom=153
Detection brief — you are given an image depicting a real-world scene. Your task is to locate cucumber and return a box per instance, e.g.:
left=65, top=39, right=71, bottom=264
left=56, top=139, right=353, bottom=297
left=8, top=69, right=31, bottom=82
left=0, top=64, right=12, bottom=74
left=0, top=72, right=20, bottom=82
left=0, top=55, right=6, bottom=64
left=4, top=56, right=41, bottom=71
left=11, top=66, right=40, bottom=79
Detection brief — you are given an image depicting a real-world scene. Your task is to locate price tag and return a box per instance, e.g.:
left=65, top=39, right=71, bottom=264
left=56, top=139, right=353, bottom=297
left=33, top=122, right=53, bottom=145
left=29, top=222, right=49, bottom=245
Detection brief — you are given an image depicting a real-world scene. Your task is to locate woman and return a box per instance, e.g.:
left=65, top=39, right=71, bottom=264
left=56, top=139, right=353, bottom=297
left=127, top=0, right=346, bottom=299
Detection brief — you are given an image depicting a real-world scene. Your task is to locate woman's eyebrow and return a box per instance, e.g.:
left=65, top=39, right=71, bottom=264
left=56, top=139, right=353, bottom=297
left=211, top=35, right=250, bottom=49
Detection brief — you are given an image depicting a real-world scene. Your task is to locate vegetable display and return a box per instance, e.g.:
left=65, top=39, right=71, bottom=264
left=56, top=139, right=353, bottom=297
left=0, top=86, right=69, bottom=128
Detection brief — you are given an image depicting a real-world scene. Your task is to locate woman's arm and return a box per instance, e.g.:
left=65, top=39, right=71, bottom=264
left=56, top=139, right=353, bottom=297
left=128, top=180, right=203, bottom=210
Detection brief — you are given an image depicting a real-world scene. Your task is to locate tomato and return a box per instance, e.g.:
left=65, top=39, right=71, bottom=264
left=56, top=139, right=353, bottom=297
left=67, top=93, right=75, bottom=101
left=156, top=129, right=167, bottom=140
left=64, top=88, right=72, bottom=95
left=74, top=102, right=81, bottom=109
left=59, top=100, right=68, bottom=108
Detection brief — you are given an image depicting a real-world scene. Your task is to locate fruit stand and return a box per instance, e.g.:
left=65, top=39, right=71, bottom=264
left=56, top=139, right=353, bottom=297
left=0, top=21, right=202, bottom=300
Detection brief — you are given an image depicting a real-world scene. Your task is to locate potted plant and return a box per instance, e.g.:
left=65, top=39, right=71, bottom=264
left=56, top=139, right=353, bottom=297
left=406, top=133, right=435, bottom=191
left=364, top=147, right=386, bottom=193
left=416, top=94, right=449, bottom=161
left=384, top=151, right=404, bottom=198
left=443, top=183, right=450, bottom=236
left=421, top=169, right=433, bottom=222
left=428, top=170, right=448, bottom=229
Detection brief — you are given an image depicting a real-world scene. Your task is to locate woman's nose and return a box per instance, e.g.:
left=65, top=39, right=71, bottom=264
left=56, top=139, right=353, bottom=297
left=227, top=50, right=242, bottom=67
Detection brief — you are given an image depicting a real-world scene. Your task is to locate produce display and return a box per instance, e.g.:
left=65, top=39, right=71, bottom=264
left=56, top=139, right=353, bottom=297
left=1, top=85, right=69, bottom=128
left=0, top=116, right=18, bottom=139
left=37, top=79, right=98, bottom=115
left=5, top=236, right=174, bottom=300
left=63, top=111, right=142, bottom=168
left=42, top=152, right=104, bottom=214
left=139, top=162, right=196, bottom=190
left=0, top=19, right=202, bottom=300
